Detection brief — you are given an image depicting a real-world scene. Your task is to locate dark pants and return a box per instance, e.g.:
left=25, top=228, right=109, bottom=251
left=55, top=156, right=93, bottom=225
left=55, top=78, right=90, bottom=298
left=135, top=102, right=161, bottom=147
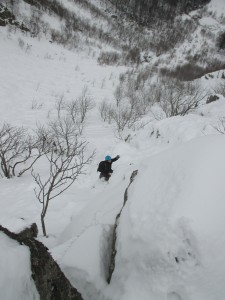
left=99, top=173, right=111, bottom=181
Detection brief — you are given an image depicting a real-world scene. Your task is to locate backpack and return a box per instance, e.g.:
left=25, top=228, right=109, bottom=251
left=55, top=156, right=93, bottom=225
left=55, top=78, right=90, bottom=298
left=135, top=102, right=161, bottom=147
left=97, top=161, right=106, bottom=173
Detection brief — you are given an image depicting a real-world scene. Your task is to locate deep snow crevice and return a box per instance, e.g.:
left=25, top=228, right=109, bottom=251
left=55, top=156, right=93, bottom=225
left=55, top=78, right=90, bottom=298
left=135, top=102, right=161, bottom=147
left=107, top=170, right=138, bottom=284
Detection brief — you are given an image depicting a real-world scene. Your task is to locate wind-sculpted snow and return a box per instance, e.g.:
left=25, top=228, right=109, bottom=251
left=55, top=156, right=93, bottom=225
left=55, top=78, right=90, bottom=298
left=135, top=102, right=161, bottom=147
left=108, top=135, right=225, bottom=300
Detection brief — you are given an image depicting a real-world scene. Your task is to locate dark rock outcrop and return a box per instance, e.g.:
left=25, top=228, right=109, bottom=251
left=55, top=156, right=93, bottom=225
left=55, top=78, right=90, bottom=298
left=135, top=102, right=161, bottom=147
left=0, top=224, right=84, bottom=300
left=0, top=4, right=29, bottom=32
left=0, top=4, right=15, bottom=26
left=206, top=94, right=220, bottom=104
left=107, top=170, right=138, bottom=283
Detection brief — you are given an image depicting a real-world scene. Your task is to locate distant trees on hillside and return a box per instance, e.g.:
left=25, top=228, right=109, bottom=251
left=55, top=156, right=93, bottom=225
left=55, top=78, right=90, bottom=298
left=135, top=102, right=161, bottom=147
left=151, top=79, right=206, bottom=118
left=98, top=70, right=206, bottom=139
left=109, top=0, right=210, bottom=25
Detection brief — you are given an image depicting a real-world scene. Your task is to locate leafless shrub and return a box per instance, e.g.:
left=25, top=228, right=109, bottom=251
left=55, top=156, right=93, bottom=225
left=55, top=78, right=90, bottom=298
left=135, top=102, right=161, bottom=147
left=99, top=99, right=141, bottom=136
left=31, top=98, right=43, bottom=109
left=31, top=137, right=94, bottom=237
left=0, top=123, right=43, bottom=178
left=49, top=115, right=79, bottom=156
left=77, top=86, right=95, bottom=123
left=47, top=89, right=94, bottom=156
left=66, top=87, right=95, bottom=134
left=98, top=51, right=121, bottom=65
left=99, top=100, right=114, bottom=123
left=111, top=104, right=133, bottom=132
left=213, top=117, right=225, bottom=134
left=153, top=79, right=206, bottom=117
left=114, top=84, right=124, bottom=107
left=121, top=78, right=151, bottom=117
left=99, top=80, right=149, bottom=136
left=213, top=81, right=225, bottom=97
left=98, top=101, right=107, bottom=121
left=122, top=47, right=140, bottom=65
left=34, top=124, right=54, bottom=153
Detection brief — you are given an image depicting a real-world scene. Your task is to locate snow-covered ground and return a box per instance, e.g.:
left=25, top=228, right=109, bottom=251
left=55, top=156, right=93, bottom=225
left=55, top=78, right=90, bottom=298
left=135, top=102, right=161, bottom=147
left=1, top=0, right=225, bottom=299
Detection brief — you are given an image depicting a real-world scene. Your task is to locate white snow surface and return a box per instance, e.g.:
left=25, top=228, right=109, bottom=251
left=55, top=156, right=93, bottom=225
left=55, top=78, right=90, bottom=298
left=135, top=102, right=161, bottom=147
left=1, top=1, right=225, bottom=299
left=207, top=0, right=225, bottom=17
left=0, top=233, right=39, bottom=300
left=110, top=135, right=225, bottom=300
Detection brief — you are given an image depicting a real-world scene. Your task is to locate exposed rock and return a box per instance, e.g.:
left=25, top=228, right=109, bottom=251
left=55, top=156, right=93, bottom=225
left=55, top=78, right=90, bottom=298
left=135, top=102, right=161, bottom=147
left=0, top=224, right=84, bottom=300
left=19, top=223, right=38, bottom=239
left=206, top=94, right=220, bottom=104
left=0, top=4, right=29, bottom=32
left=0, top=4, right=16, bottom=27
left=107, top=170, right=138, bottom=284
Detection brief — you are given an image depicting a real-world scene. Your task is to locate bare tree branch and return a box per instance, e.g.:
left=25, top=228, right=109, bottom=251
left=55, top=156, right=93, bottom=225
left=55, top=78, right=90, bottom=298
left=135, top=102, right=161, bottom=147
left=31, top=119, right=95, bottom=236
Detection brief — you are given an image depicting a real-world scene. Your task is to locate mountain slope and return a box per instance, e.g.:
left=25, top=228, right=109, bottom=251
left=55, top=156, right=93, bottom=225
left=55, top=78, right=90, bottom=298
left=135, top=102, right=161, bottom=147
left=1, top=0, right=225, bottom=300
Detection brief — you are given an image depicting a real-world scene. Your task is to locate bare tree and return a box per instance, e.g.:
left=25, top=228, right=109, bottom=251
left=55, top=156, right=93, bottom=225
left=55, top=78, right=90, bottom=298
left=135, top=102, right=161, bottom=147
left=66, top=87, right=95, bottom=135
left=31, top=106, right=95, bottom=236
left=49, top=116, right=78, bottom=156
left=31, top=137, right=94, bottom=237
left=112, top=104, right=132, bottom=132
left=213, top=117, right=225, bottom=134
left=0, top=123, right=43, bottom=178
left=0, top=123, right=25, bottom=178
left=99, top=101, right=107, bottom=121
left=12, top=134, right=43, bottom=177
left=153, top=79, right=206, bottom=118
left=99, top=100, right=114, bottom=123
left=111, top=102, right=142, bottom=134
left=51, top=96, right=81, bottom=152
left=99, top=98, right=141, bottom=137
left=114, top=84, right=124, bottom=107
left=213, top=81, right=225, bottom=97
left=76, top=86, right=95, bottom=123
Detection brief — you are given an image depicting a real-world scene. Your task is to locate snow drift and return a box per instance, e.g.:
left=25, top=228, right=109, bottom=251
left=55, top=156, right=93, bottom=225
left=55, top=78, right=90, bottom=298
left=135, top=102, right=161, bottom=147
left=109, top=134, right=225, bottom=300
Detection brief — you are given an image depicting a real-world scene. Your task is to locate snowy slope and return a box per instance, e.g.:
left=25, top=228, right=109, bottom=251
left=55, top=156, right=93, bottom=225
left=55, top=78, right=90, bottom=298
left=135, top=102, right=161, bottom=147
left=207, top=0, right=225, bottom=17
left=109, top=135, right=225, bottom=300
left=1, top=0, right=225, bottom=299
left=0, top=233, right=39, bottom=300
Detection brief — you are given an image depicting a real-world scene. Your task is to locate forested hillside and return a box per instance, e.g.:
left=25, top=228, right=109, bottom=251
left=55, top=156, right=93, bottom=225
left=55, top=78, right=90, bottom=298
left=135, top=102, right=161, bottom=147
left=108, top=0, right=211, bottom=24
left=1, top=0, right=225, bottom=79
